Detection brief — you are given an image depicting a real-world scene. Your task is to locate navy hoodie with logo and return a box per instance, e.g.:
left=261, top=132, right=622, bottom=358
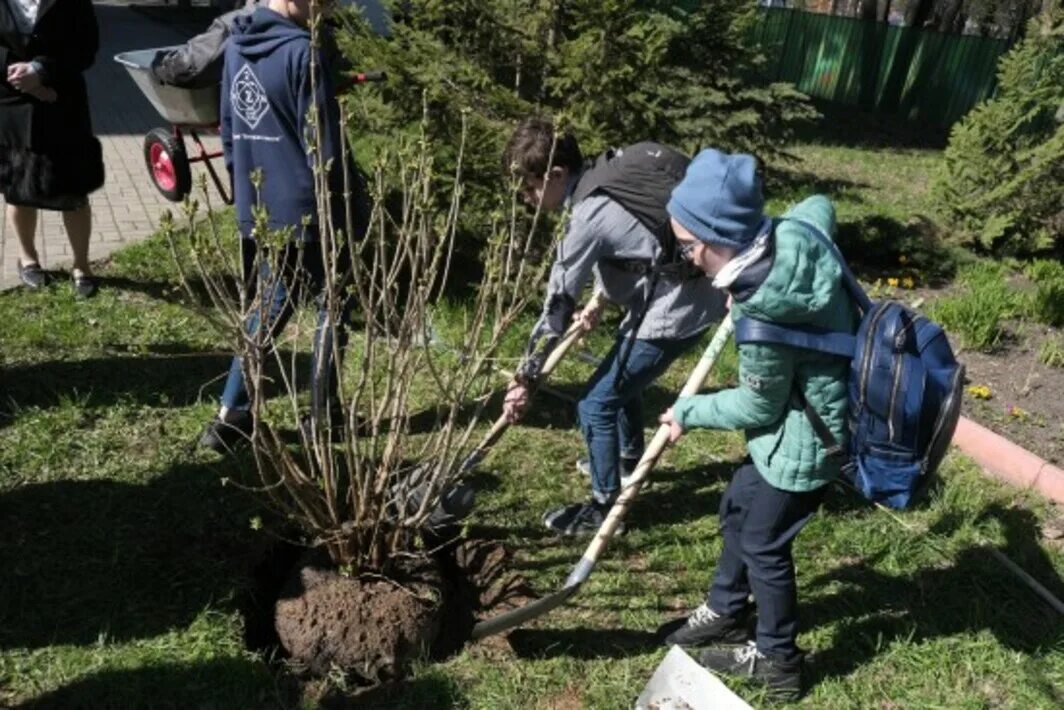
left=221, top=8, right=352, bottom=239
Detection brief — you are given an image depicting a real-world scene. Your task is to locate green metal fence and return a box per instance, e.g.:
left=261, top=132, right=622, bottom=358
left=752, top=8, right=1012, bottom=127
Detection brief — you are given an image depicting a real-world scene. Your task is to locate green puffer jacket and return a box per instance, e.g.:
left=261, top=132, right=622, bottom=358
left=673, top=195, right=859, bottom=492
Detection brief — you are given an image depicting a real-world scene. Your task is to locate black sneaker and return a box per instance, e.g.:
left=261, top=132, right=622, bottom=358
left=542, top=499, right=623, bottom=537
left=198, top=410, right=254, bottom=453
left=663, top=602, right=754, bottom=647
left=17, top=261, right=48, bottom=289
left=72, top=272, right=98, bottom=299
left=699, top=641, right=804, bottom=702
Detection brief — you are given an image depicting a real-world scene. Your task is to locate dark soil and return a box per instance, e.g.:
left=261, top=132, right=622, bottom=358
left=242, top=534, right=538, bottom=693
left=275, top=553, right=444, bottom=683
left=960, top=321, right=1064, bottom=466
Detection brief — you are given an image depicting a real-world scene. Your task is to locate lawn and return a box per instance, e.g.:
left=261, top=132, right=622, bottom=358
left=1, top=136, right=1062, bottom=709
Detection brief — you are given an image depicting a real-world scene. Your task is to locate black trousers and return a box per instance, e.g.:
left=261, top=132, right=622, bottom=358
left=707, top=462, right=826, bottom=662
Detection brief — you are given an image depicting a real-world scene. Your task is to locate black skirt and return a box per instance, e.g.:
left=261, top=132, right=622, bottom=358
left=0, top=138, right=104, bottom=210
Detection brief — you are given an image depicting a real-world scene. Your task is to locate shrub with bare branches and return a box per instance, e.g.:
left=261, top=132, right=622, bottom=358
left=160, top=13, right=559, bottom=573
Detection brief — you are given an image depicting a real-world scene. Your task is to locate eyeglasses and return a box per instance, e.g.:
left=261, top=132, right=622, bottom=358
left=678, top=241, right=697, bottom=261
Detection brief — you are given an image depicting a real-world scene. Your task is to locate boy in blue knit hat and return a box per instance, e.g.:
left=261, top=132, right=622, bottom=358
left=658, top=149, right=858, bottom=700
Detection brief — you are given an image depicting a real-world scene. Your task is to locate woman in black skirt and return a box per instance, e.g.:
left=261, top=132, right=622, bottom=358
left=1, top=0, right=104, bottom=297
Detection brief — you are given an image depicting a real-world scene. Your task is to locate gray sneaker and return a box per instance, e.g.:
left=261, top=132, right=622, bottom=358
left=663, top=602, right=753, bottom=647
left=699, top=641, right=803, bottom=701
left=17, top=261, right=48, bottom=289
left=72, top=272, right=98, bottom=299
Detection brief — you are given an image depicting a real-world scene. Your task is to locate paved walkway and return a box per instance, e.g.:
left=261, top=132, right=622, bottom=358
left=0, top=1, right=224, bottom=289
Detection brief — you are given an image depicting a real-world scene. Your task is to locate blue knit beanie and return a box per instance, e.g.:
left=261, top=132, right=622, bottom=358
left=667, top=149, right=767, bottom=250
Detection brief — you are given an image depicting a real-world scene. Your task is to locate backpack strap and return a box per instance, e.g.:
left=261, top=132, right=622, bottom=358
left=789, top=383, right=847, bottom=460
left=784, top=218, right=873, bottom=315
left=736, top=316, right=853, bottom=461
left=734, top=317, right=856, bottom=359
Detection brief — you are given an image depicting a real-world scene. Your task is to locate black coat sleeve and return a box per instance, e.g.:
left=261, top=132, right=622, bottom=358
left=33, top=0, right=100, bottom=86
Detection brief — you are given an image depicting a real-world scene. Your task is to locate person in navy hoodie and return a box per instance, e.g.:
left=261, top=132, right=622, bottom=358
left=199, top=0, right=369, bottom=452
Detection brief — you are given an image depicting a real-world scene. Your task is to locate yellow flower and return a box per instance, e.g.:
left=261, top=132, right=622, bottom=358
left=967, top=384, right=992, bottom=400
left=902, top=277, right=915, bottom=289
left=899, top=255, right=909, bottom=265
left=887, top=277, right=900, bottom=288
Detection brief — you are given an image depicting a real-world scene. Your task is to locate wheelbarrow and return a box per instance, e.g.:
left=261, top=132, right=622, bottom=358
left=115, top=47, right=229, bottom=204
left=116, top=47, right=384, bottom=205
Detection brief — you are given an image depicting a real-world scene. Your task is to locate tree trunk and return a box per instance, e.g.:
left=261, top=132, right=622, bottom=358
left=904, top=0, right=935, bottom=26
left=880, top=0, right=893, bottom=23
left=859, top=0, right=887, bottom=107
left=936, top=0, right=966, bottom=32
left=878, top=0, right=935, bottom=111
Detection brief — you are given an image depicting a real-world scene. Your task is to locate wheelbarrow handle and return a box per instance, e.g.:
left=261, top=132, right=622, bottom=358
left=350, top=70, right=386, bottom=84
left=459, top=290, right=608, bottom=474
left=336, top=70, right=387, bottom=94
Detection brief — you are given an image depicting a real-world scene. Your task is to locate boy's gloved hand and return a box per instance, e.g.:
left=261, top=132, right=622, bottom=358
left=659, top=407, right=685, bottom=443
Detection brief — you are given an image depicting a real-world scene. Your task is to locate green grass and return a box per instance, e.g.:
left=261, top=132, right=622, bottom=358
left=1, top=144, right=1062, bottom=708
left=926, top=262, right=1028, bottom=352
left=1039, top=336, right=1064, bottom=369
left=1025, top=260, right=1064, bottom=328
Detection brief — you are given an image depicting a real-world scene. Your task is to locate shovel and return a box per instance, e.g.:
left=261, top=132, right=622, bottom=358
left=471, top=315, right=736, bottom=639
left=456, top=290, right=608, bottom=477
left=636, top=646, right=752, bottom=710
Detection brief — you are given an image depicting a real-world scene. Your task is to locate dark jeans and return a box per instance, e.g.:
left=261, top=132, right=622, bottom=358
left=220, top=239, right=353, bottom=415
left=708, top=462, right=826, bottom=662
left=578, top=332, right=702, bottom=502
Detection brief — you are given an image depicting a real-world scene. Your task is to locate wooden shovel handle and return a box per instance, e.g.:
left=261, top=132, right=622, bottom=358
left=569, top=316, right=736, bottom=583
left=461, top=290, right=608, bottom=471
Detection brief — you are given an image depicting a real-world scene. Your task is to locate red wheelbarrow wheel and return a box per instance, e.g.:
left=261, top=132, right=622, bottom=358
left=144, top=128, right=192, bottom=202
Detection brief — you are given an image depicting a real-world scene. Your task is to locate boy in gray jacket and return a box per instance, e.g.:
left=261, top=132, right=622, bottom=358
left=501, top=118, right=726, bottom=536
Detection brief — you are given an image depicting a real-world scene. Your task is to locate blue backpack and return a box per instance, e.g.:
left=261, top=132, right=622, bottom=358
left=735, top=219, right=965, bottom=509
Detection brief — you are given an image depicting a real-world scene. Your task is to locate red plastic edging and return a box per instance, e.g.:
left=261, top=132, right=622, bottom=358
left=952, top=416, right=1064, bottom=505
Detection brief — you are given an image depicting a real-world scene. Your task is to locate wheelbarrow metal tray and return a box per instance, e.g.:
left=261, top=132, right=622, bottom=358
left=115, top=48, right=220, bottom=127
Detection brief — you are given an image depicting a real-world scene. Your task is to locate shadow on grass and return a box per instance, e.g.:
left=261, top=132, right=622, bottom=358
left=0, top=350, right=232, bottom=418
left=791, top=99, right=950, bottom=151
left=474, top=462, right=733, bottom=566
left=625, top=463, right=732, bottom=530
left=330, top=674, right=466, bottom=709
left=508, top=626, right=659, bottom=660
left=16, top=657, right=291, bottom=710
left=804, top=503, right=1064, bottom=686
left=0, top=349, right=320, bottom=432
left=94, top=273, right=216, bottom=309
left=835, top=214, right=958, bottom=285
left=0, top=462, right=262, bottom=650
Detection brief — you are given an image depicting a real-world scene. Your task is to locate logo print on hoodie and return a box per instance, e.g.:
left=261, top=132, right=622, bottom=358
left=231, top=64, right=270, bottom=130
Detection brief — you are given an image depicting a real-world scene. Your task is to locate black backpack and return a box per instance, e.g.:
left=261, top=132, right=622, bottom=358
left=571, top=142, right=691, bottom=261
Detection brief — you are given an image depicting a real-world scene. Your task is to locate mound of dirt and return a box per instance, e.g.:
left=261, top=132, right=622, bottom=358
left=275, top=556, right=444, bottom=684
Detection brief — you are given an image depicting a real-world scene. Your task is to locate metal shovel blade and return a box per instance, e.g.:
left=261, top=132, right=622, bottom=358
left=469, top=583, right=581, bottom=640
left=636, top=646, right=752, bottom=710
